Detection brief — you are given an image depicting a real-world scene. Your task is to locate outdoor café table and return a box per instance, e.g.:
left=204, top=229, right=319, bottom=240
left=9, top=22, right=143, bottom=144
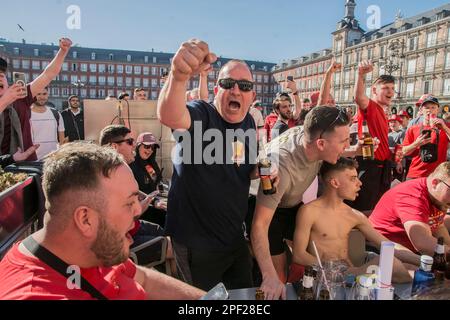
left=228, top=283, right=413, bottom=300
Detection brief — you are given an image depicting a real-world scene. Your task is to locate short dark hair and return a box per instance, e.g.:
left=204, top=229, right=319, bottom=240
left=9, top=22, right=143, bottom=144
left=42, top=142, right=124, bottom=222
left=320, top=157, right=358, bottom=180
left=273, top=93, right=292, bottom=110
left=303, top=106, right=350, bottom=141
left=373, top=75, right=395, bottom=86
left=0, top=57, right=7, bottom=73
left=118, top=92, right=129, bottom=100
left=68, top=95, right=79, bottom=102
left=99, top=125, right=131, bottom=146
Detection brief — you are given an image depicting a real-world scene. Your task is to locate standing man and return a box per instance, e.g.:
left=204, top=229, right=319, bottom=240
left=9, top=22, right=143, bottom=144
left=134, top=88, right=148, bottom=101
left=350, top=60, right=394, bottom=213
left=270, top=94, right=293, bottom=140
left=0, top=38, right=72, bottom=161
left=252, top=106, right=354, bottom=300
left=158, top=39, right=272, bottom=291
left=30, top=88, right=66, bottom=160
left=61, top=95, right=84, bottom=142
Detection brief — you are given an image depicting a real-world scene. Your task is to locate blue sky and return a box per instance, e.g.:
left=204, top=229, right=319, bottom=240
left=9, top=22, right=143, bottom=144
left=2, top=0, right=450, bottom=63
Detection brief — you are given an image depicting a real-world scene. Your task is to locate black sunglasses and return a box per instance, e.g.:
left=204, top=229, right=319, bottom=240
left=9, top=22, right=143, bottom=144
left=112, top=138, right=134, bottom=146
left=319, top=106, right=348, bottom=139
left=218, top=78, right=254, bottom=92
left=142, top=144, right=154, bottom=150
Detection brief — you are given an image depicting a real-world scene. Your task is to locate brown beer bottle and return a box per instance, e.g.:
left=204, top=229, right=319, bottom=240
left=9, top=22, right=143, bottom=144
left=432, top=237, right=446, bottom=283
left=258, top=140, right=276, bottom=195
left=362, top=121, right=374, bottom=161
left=255, top=289, right=265, bottom=300
left=297, top=266, right=315, bottom=300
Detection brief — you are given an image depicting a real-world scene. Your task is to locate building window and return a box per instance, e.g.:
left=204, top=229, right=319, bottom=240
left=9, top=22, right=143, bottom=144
left=143, top=67, right=149, bottom=75
left=80, top=89, right=87, bottom=98
left=99, top=76, right=106, bottom=85
left=425, top=55, right=435, bottom=73
left=134, top=78, right=141, bottom=87
left=70, top=75, right=78, bottom=84
left=365, top=86, right=371, bottom=97
left=143, top=79, right=149, bottom=87
left=344, top=70, right=350, bottom=84
left=31, top=61, right=40, bottom=70
left=98, top=64, right=106, bottom=73
left=444, top=78, right=450, bottom=96
left=80, top=75, right=87, bottom=82
left=51, top=87, right=60, bottom=97
left=367, top=48, right=373, bottom=60
left=34, top=49, right=39, bottom=57
left=345, top=54, right=351, bottom=65
left=343, top=88, right=350, bottom=101
left=117, top=65, right=124, bottom=74
left=73, top=51, right=78, bottom=59
left=109, top=54, right=114, bottom=61
left=62, top=62, right=69, bottom=71
left=151, top=79, right=158, bottom=88
left=153, top=57, right=157, bottom=63
left=107, top=89, right=115, bottom=97
left=107, top=76, right=115, bottom=86
left=98, top=89, right=105, bottom=98
left=144, top=56, right=149, bottom=63
left=151, top=91, right=158, bottom=100
left=89, top=89, right=96, bottom=98
left=407, top=59, right=417, bottom=75
left=127, top=55, right=132, bottom=62
left=424, top=80, right=433, bottom=94
left=13, top=48, right=19, bottom=55
left=427, top=31, right=437, bottom=48
left=446, top=52, right=450, bottom=70
left=134, top=66, right=142, bottom=75
left=108, top=65, right=115, bottom=73
left=13, top=60, right=20, bottom=69
left=117, top=77, right=123, bottom=86
left=335, top=72, right=341, bottom=85
left=91, top=52, right=96, bottom=60
left=406, top=82, right=415, bottom=98
left=89, top=76, right=97, bottom=84
left=151, top=67, right=157, bottom=76
left=62, top=74, right=69, bottom=82
left=379, top=46, right=385, bottom=59
left=335, top=40, right=342, bottom=53
left=125, top=65, right=133, bottom=74
left=61, top=88, right=69, bottom=97
left=409, top=37, right=418, bottom=51
left=90, top=64, right=97, bottom=72
left=126, top=78, right=132, bottom=87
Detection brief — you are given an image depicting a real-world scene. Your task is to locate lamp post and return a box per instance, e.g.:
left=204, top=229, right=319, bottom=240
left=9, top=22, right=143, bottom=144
left=379, top=39, right=406, bottom=106
left=71, top=79, right=85, bottom=97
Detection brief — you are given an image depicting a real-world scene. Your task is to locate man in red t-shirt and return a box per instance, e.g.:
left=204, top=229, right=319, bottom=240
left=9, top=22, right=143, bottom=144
left=0, top=38, right=73, bottom=161
left=370, top=162, right=450, bottom=256
left=402, top=96, right=450, bottom=179
left=264, top=92, right=297, bottom=142
left=349, top=60, right=394, bottom=213
left=0, top=143, right=205, bottom=300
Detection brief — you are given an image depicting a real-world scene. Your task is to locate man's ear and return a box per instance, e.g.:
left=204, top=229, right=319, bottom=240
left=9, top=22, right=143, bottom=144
left=329, top=177, right=340, bottom=189
left=316, top=138, right=326, bottom=152
left=73, top=206, right=98, bottom=239
left=430, top=178, right=440, bottom=191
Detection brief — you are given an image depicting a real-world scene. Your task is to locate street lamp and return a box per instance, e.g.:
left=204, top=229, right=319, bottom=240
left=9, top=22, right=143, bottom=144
left=379, top=39, right=406, bottom=100
left=71, top=79, right=85, bottom=97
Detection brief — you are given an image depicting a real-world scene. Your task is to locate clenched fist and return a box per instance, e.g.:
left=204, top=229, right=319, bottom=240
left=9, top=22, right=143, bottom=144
left=59, top=38, right=73, bottom=52
left=358, top=60, right=374, bottom=75
left=327, top=60, right=342, bottom=74
left=171, top=39, right=217, bottom=82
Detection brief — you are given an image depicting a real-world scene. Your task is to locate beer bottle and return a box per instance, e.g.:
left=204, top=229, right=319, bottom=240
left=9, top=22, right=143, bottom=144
left=255, top=289, right=265, bottom=300
left=318, top=289, right=330, bottom=300
left=431, top=237, right=446, bottom=283
left=297, top=266, right=315, bottom=300
left=350, top=120, right=359, bottom=146
left=258, top=139, right=276, bottom=195
left=362, top=120, right=374, bottom=161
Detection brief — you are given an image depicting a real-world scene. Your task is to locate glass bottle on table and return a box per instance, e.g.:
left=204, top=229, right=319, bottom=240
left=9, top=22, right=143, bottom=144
left=297, top=266, right=315, bottom=300
left=431, top=237, right=446, bottom=283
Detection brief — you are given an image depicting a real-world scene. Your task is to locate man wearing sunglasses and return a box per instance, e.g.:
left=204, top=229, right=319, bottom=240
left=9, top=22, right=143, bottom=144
left=157, top=39, right=272, bottom=291
left=252, top=106, right=359, bottom=300
left=370, top=162, right=450, bottom=257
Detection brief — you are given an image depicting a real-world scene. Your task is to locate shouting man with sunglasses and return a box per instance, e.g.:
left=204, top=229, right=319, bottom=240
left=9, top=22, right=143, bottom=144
left=157, top=39, right=275, bottom=291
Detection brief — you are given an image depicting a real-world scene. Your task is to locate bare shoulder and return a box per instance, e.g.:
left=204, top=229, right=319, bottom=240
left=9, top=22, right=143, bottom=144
left=298, top=199, right=322, bottom=221
left=350, top=207, right=370, bottom=223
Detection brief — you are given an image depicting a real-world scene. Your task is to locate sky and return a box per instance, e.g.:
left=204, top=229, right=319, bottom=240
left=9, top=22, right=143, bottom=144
left=2, top=0, right=450, bottom=63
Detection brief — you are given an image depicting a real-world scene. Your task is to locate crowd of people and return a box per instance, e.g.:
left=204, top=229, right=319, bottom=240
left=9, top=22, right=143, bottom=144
left=0, top=37, right=450, bottom=300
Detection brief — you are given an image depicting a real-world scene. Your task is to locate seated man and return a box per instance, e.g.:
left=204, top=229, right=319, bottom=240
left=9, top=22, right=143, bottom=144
left=370, top=162, right=450, bottom=257
left=0, top=143, right=204, bottom=299
left=293, top=158, right=419, bottom=283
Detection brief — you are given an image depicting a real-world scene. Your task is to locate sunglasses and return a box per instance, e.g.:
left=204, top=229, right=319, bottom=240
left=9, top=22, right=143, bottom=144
left=319, top=106, right=348, bottom=139
left=218, top=78, right=254, bottom=92
left=142, top=144, right=154, bottom=150
left=112, top=138, right=134, bottom=146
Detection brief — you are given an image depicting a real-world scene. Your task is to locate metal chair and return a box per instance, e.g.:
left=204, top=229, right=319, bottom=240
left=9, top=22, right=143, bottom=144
left=129, top=236, right=171, bottom=275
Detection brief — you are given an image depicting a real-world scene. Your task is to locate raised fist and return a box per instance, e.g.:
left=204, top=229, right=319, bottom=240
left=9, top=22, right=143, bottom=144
left=59, top=38, right=73, bottom=52
left=358, top=60, right=374, bottom=75
left=171, top=39, right=217, bottom=82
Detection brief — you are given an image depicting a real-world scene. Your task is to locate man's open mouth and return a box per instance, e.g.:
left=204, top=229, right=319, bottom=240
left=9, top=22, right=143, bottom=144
left=229, top=101, right=241, bottom=110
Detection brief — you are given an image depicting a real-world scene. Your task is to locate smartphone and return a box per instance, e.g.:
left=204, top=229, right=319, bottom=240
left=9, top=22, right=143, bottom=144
left=199, top=283, right=229, bottom=300
left=287, top=76, right=294, bottom=82
left=422, top=129, right=432, bottom=139
left=13, top=72, right=26, bottom=87
left=138, top=190, right=159, bottom=201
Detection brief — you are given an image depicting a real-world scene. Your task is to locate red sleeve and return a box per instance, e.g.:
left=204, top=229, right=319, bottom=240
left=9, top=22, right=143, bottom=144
left=122, top=259, right=137, bottom=278
left=396, top=193, right=429, bottom=225
left=402, top=127, right=420, bottom=157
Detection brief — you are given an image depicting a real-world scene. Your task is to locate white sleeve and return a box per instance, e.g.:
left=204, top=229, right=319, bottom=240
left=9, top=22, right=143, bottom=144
left=58, top=112, right=65, bottom=132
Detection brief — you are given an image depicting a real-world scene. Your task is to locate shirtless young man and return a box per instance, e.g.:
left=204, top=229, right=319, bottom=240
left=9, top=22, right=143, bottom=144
left=292, top=157, right=420, bottom=283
